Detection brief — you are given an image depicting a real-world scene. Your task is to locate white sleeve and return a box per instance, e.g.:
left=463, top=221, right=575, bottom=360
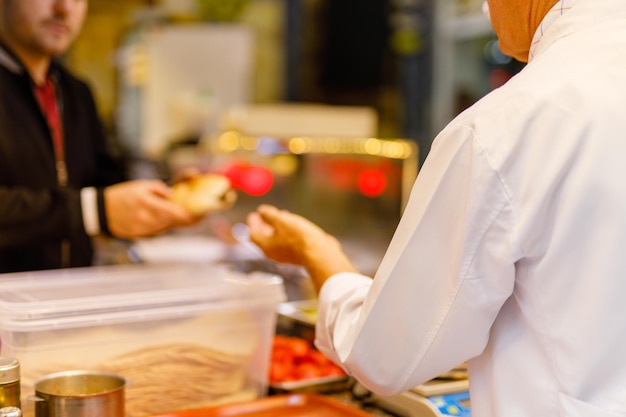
left=315, top=124, right=521, bottom=396
left=80, top=187, right=101, bottom=236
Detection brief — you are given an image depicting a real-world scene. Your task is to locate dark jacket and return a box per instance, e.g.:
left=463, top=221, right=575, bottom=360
left=0, top=44, right=127, bottom=273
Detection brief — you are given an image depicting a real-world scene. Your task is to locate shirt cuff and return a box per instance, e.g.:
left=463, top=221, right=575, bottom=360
left=97, top=187, right=111, bottom=236
left=80, top=187, right=100, bottom=236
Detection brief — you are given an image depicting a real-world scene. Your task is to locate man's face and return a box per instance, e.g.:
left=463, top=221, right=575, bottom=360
left=0, top=0, right=87, bottom=58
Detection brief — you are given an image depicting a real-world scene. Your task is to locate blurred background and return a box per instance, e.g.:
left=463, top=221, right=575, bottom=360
left=67, top=0, right=523, bottom=161
left=69, top=0, right=524, bottom=285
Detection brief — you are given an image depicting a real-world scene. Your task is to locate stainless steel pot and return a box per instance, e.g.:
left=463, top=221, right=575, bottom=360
left=30, top=370, right=125, bottom=417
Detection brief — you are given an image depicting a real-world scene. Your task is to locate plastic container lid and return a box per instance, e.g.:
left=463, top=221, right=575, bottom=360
left=0, top=263, right=285, bottom=332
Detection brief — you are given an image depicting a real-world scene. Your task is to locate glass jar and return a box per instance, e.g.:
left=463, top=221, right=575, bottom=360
left=0, top=406, right=21, bottom=417
left=0, top=358, right=20, bottom=409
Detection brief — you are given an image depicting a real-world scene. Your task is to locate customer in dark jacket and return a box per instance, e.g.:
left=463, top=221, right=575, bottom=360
left=0, top=0, right=196, bottom=273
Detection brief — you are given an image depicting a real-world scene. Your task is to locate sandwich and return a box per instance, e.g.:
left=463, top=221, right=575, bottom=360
left=170, top=173, right=237, bottom=217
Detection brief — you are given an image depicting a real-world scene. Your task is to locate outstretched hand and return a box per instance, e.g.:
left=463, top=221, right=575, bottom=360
left=246, top=204, right=357, bottom=292
left=104, top=180, right=197, bottom=239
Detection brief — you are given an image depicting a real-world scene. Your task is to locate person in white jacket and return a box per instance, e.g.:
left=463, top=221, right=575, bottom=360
left=247, top=0, right=626, bottom=415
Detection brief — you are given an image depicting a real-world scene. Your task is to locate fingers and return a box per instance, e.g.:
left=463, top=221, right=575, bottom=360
left=245, top=205, right=358, bottom=290
left=255, top=204, right=285, bottom=226
left=246, top=211, right=276, bottom=248
left=246, top=212, right=268, bottom=235
left=104, top=180, right=198, bottom=238
left=143, top=189, right=194, bottom=223
left=257, top=204, right=308, bottom=232
left=142, top=179, right=173, bottom=199
left=129, top=180, right=195, bottom=226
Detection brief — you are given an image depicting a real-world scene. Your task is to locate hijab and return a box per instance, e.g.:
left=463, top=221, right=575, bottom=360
left=487, top=0, right=560, bottom=62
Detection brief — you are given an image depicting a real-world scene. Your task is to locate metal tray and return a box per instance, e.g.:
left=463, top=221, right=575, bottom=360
left=147, top=393, right=373, bottom=417
left=270, top=375, right=352, bottom=394
left=276, top=300, right=318, bottom=327
left=275, top=300, right=317, bottom=344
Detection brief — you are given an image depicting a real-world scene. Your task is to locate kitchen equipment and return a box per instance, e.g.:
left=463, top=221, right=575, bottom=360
left=276, top=299, right=317, bottom=342
left=373, top=378, right=471, bottom=417
left=116, top=23, right=254, bottom=158
left=0, top=263, right=286, bottom=417
left=30, top=370, right=125, bottom=417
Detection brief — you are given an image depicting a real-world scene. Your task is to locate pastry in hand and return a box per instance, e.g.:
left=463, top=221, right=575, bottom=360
left=170, top=173, right=237, bottom=217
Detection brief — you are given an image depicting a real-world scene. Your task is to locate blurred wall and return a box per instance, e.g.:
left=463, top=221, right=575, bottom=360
left=66, top=0, right=147, bottom=126
left=66, top=0, right=286, bottom=129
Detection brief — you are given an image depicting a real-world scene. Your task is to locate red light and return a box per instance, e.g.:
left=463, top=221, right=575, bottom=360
left=223, top=162, right=274, bottom=196
left=241, top=165, right=274, bottom=196
left=357, top=169, right=387, bottom=197
left=223, top=162, right=244, bottom=189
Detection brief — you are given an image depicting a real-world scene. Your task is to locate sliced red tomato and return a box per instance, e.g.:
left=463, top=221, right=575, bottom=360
left=309, top=349, right=331, bottom=366
left=269, top=335, right=346, bottom=383
left=270, top=360, right=291, bottom=383
left=285, top=337, right=311, bottom=358
left=295, top=362, right=322, bottom=379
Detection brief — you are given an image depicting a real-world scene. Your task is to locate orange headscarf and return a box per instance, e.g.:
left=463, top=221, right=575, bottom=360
left=487, top=0, right=559, bottom=62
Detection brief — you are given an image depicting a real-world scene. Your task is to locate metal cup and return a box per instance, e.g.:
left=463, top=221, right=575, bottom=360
left=30, top=370, right=125, bottom=417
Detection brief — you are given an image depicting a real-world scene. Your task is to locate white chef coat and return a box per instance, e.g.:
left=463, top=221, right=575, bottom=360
left=315, top=0, right=626, bottom=415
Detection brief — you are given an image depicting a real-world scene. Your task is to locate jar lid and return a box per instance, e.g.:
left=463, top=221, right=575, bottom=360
left=0, top=358, right=19, bottom=384
left=0, top=407, right=21, bottom=417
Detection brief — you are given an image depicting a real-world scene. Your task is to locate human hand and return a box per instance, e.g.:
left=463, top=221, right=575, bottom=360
left=104, top=180, right=197, bottom=239
left=246, top=204, right=357, bottom=290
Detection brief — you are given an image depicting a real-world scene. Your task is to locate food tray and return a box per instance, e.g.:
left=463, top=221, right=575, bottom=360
left=147, top=393, right=372, bottom=417
left=276, top=300, right=317, bottom=326
left=275, top=300, right=317, bottom=343
left=270, top=375, right=352, bottom=394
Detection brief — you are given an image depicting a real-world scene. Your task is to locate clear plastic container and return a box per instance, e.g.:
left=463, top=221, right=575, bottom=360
left=0, top=263, right=285, bottom=417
